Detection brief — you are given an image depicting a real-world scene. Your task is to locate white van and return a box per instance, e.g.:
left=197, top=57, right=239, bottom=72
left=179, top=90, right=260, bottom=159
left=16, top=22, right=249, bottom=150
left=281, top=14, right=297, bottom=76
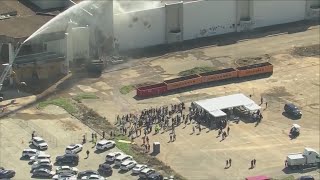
left=30, top=154, right=51, bottom=163
left=114, top=155, right=133, bottom=166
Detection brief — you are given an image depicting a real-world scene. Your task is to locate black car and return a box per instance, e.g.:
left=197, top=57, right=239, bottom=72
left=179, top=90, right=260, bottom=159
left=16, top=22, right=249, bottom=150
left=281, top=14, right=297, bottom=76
left=77, top=170, right=99, bottom=179
left=0, top=169, right=16, bottom=179
left=148, top=172, right=163, bottom=180
left=299, top=176, right=315, bottom=180
left=98, top=163, right=113, bottom=175
left=55, top=154, right=79, bottom=165
left=32, top=168, right=54, bottom=178
left=284, top=103, right=302, bottom=118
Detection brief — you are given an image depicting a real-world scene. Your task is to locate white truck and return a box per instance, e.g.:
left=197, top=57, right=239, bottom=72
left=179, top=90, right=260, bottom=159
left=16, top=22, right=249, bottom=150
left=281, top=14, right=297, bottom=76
left=286, top=147, right=320, bottom=169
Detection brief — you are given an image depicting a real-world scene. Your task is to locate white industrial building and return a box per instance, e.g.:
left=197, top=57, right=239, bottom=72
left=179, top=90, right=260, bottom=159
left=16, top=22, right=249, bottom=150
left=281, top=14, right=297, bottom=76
left=2, top=0, right=319, bottom=82
left=33, top=0, right=319, bottom=59
left=112, top=0, right=319, bottom=51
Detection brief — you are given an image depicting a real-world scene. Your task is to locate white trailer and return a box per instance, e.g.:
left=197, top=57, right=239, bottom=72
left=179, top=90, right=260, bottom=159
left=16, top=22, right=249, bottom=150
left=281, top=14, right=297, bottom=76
left=286, top=148, right=320, bottom=169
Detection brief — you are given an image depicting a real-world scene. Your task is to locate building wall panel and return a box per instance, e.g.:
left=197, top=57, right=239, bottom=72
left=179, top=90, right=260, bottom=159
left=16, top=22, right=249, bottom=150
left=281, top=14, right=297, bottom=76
left=253, top=0, right=306, bottom=28
left=183, top=0, right=237, bottom=40
left=46, top=39, right=66, bottom=56
left=114, top=7, right=166, bottom=51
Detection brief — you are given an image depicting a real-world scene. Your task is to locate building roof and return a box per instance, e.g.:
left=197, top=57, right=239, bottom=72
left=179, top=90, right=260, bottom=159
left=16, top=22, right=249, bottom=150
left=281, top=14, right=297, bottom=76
left=0, top=1, right=54, bottom=38
left=0, top=15, right=53, bottom=38
left=194, top=94, right=261, bottom=117
left=0, top=2, right=17, bottom=16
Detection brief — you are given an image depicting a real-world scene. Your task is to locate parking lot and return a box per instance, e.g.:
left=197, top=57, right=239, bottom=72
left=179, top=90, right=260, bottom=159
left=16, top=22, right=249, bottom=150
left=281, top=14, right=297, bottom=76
left=0, top=105, right=137, bottom=180
left=66, top=26, right=320, bottom=179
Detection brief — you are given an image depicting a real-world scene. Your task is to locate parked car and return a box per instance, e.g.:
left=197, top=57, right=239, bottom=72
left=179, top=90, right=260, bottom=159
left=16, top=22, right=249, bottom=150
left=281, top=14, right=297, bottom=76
left=81, top=174, right=106, bottom=180
left=31, top=159, right=52, bottom=170
left=52, top=173, right=77, bottom=180
left=56, top=166, right=78, bottom=175
left=245, top=176, right=270, bottom=180
left=105, top=152, right=123, bottom=162
left=114, top=155, right=133, bottom=166
left=132, top=164, right=148, bottom=174
left=31, top=137, right=48, bottom=150
left=120, top=160, right=137, bottom=171
left=148, top=172, right=164, bottom=180
left=0, top=169, right=15, bottom=179
left=22, top=149, right=41, bottom=158
left=32, top=168, right=55, bottom=178
left=284, top=103, right=302, bottom=118
left=299, top=176, right=315, bottom=180
left=139, top=168, right=155, bottom=179
left=98, top=163, right=112, bottom=175
left=31, top=164, right=53, bottom=173
left=77, top=170, right=99, bottom=179
left=56, top=154, right=79, bottom=165
left=29, top=153, right=51, bottom=163
left=65, top=144, right=83, bottom=154
left=96, top=140, right=115, bottom=151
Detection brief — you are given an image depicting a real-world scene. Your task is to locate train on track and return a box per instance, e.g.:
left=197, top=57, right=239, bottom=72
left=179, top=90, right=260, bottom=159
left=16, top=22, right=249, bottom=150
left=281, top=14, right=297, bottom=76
left=136, top=62, right=273, bottom=98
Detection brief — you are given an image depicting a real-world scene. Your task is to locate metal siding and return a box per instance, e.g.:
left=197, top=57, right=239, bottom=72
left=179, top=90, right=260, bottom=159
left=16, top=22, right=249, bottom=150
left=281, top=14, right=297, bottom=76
left=253, top=0, right=306, bottom=28
left=183, top=0, right=237, bottom=40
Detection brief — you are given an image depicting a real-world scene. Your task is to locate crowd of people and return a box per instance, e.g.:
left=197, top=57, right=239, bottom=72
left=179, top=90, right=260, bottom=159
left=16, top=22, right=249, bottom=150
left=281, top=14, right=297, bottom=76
left=115, top=101, right=238, bottom=148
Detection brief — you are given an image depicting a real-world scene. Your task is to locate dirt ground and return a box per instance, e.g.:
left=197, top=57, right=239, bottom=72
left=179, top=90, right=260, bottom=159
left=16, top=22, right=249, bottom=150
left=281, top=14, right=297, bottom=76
left=0, top=105, right=136, bottom=180
left=1, top=24, right=319, bottom=180
left=61, top=25, right=320, bottom=180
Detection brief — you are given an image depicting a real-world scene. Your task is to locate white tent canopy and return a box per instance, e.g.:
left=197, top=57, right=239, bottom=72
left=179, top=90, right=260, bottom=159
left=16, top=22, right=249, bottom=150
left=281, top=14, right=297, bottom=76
left=209, top=109, right=227, bottom=118
left=194, top=93, right=261, bottom=117
left=244, top=103, right=261, bottom=111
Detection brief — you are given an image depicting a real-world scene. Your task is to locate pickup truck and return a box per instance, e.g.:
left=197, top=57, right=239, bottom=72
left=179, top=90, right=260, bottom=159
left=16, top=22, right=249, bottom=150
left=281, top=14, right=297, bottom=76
left=286, top=147, right=320, bottom=169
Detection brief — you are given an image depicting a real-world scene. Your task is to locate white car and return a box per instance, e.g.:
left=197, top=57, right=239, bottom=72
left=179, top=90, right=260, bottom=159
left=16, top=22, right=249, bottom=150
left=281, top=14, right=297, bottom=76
left=52, top=173, right=77, bottom=180
left=120, top=160, right=137, bottom=171
left=105, top=152, right=123, bottom=162
left=139, top=168, right=155, bottom=179
left=65, top=144, right=83, bottom=154
left=81, top=174, right=106, bottom=180
left=22, top=149, right=42, bottom=158
left=29, top=154, right=51, bottom=163
left=31, top=137, right=48, bottom=150
left=96, top=140, right=115, bottom=151
left=56, top=166, right=78, bottom=175
left=132, top=164, right=148, bottom=174
left=114, top=155, right=133, bottom=166
left=31, top=159, right=52, bottom=170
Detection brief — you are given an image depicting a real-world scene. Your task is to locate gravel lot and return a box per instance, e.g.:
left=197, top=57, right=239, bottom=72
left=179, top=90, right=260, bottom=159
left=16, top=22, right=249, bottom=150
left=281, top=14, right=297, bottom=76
left=0, top=105, right=137, bottom=180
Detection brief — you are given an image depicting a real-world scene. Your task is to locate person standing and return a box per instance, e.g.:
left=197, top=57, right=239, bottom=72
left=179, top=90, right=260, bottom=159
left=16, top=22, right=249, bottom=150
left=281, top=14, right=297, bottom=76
left=250, top=160, right=253, bottom=168
left=229, top=158, right=232, bottom=167
left=265, top=102, right=268, bottom=108
left=142, top=136, right=145, bottom=145
left=31, top=131, right=35, bottom=140
left=146, top=136, right=149, bottom=144
left=82, top=135, right=86, bottom=144
left=253, top=159, right=256, bottom=167
left=169, top=134, right=172, bottom=142
left=260, top=97, right=263, bottom=105
left=102, top=131, right=105, bottom=139
left=91, top=133, right=94, bottom=142
left=227, top=126, right=230, bottom=135
left=192, top=126, right=195, bottom=134
left=86, top=150, right=90, bottom=158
